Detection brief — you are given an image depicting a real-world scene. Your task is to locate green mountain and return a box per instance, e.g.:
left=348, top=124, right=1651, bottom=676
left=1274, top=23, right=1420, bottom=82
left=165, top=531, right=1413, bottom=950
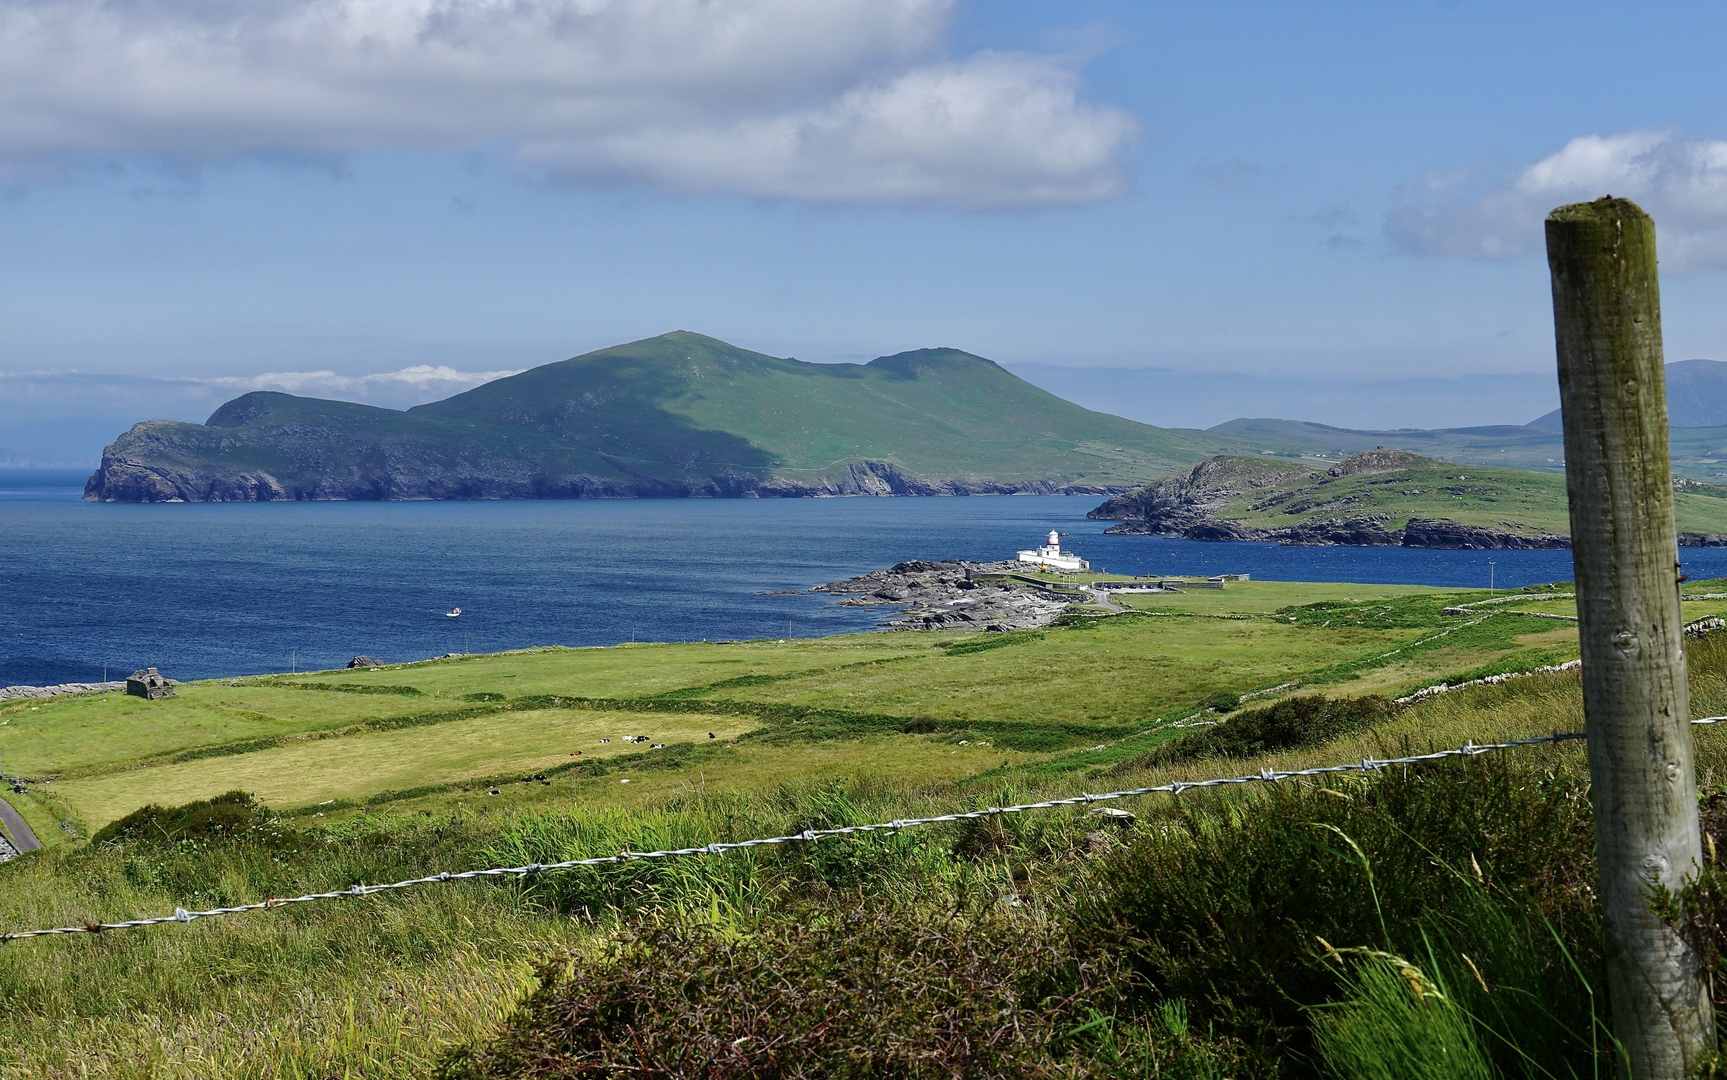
left=1088, top=449, right=1727, bottom=548
left=87, top=332, right=1278, bottom=502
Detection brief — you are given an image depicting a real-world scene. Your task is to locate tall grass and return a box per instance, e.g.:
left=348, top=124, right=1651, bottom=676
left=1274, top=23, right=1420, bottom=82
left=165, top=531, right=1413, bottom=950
left=4, top=633, right=1726, bottom=1076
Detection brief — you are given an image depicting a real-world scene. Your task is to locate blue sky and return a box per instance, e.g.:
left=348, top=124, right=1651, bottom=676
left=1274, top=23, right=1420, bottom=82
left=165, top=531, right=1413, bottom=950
left=3, top=0, right=1726, bottom=464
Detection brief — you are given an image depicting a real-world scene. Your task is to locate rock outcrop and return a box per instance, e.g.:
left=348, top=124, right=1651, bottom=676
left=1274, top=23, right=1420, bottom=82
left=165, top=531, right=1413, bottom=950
left=0, top=681, right=124, bottom=701
left=1400, top=518, right=1570, bottom=549
left=815, top=561, right=1079, bottom=631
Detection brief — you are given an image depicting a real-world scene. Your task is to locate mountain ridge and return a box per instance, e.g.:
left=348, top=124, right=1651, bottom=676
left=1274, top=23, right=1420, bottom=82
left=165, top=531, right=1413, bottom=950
left=86, top=332, right=1248, bottom=502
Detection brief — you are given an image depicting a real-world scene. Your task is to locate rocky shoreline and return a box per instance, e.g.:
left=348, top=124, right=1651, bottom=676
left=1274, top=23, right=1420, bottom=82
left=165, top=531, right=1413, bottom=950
left=1099, top=513, right=1576, bottom=549
left=815, top=560, right=1081, bottom=631
left=85, top=423, right=1131, bottom=503
left=1101, top=513, right=1727, bottom=550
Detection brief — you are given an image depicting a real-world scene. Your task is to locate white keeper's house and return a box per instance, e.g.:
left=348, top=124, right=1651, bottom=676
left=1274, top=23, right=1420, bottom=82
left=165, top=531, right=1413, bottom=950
left=1017, top=530, right=1089, bottom=572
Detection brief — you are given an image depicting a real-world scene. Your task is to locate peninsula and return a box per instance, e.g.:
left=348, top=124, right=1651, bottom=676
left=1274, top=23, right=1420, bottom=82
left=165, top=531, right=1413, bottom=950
left=86, top=332, right=1250, bottom=502
left=1088, top=448, right=1727, bottom=548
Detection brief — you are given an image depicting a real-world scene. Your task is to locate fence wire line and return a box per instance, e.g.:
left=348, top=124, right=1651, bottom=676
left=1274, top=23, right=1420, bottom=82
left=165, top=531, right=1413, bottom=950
left=3, top=729, right=1625, bottom=943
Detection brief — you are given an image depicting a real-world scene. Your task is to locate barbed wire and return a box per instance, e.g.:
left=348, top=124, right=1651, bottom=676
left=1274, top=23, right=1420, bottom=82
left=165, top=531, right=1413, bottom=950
left=1, top=730, right=1608, bottom=943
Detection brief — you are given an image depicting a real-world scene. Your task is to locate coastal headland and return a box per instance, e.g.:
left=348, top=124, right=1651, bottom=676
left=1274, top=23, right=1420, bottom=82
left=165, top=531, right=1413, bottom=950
left=1088, top=448, right=1727, bottom=549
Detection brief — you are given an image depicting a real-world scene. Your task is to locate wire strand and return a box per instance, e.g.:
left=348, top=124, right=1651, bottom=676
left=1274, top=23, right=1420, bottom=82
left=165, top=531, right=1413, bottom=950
left=0, top=730, right=1602, bottom=943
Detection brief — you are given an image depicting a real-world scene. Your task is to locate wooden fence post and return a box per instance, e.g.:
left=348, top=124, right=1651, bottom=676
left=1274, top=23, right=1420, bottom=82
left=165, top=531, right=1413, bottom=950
left=1546, top=196, right=1714, bottom=1076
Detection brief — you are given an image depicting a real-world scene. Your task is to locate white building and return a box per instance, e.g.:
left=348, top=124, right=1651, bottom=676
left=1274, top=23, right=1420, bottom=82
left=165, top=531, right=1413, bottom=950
left=1017, top=530, right=1089, bottom=572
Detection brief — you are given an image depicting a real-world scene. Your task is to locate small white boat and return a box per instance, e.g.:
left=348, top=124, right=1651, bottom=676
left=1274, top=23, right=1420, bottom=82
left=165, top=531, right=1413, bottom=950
left=445, top=607, right=462, bottom=618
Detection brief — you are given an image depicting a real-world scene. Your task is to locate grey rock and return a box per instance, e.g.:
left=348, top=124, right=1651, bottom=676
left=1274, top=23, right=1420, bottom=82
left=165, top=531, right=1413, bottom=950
left=816, top=560, right=1078, bottom=631
left=1400, top=517, right=1570, bottom=550
left=0, top=681, right=125, bottom=701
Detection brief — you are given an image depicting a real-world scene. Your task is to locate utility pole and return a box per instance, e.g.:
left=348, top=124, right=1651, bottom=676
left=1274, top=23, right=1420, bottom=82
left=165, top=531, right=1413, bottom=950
left=1488, top=559, right=1495, bottom=597
left=1547, top=196, right=1712, bottom=1077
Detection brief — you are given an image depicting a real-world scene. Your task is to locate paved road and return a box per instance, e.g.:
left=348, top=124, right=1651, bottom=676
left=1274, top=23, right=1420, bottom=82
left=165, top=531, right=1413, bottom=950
left=0, top=794, right=42, bottom=854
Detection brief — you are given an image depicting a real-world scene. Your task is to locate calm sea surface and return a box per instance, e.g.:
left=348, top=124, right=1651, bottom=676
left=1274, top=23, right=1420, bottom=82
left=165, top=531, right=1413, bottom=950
left=6, top=467, right=1726, bottom=686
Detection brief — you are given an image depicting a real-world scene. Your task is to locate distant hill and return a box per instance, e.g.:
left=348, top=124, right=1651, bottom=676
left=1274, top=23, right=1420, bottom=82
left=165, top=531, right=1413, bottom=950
left=1206, top=412, right=1727, bottom=483
left=87, top=332, right=1281, bottom=502
left=1528, top=359, right=1727, bottom=429
left=1087, top=449, right=1727, bottom=548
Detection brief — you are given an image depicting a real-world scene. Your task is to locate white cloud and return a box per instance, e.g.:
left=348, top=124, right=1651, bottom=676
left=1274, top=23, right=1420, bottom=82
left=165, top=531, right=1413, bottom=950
left=202, top=365, right=522, bottom=407
left=0, top=365, right=518, bottom=412
left=0, top=0, right=1136, bottom=207
left=540, top=52, right=1135, bottom=207
left=1387, top=131, right=1727, bottom=269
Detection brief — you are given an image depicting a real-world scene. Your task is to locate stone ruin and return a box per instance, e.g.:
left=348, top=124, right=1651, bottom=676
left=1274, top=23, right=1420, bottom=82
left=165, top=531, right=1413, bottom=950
left=125, top=667, right=176, bottom=700
left=347, top=656, right=380, bottom=669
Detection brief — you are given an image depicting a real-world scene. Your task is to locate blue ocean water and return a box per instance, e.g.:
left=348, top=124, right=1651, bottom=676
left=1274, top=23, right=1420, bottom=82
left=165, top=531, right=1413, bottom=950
left=5, top=467, right=1726, bottom=686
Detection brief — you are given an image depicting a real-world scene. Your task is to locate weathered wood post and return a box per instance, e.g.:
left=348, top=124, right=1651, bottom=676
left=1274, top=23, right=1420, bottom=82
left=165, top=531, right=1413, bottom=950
left=1547, top=197, right=1713, bottom=1076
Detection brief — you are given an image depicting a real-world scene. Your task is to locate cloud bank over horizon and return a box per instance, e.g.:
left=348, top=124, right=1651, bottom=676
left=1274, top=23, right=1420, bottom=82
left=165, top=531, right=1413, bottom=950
left=1388, top=130, right=1727, bottom=270
left=0, top=0, right=1136, bottom=208
left=1, top=365, right=521, bottom=415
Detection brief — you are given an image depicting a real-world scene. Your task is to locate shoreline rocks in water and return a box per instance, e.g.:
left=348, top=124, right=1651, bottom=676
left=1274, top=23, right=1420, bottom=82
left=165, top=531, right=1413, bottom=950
left=815, top=560, right=1079, bottom=631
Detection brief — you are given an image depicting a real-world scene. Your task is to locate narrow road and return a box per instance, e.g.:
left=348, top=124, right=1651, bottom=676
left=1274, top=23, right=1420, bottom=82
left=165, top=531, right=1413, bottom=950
left=1080, top=585, right=1127, bottom=613
left=0, top=794, right=43, bottom=854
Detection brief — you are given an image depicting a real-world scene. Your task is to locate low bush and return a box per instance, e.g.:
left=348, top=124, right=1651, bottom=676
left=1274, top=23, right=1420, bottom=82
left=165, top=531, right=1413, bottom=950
left=1114, top=694, right=1398, bottom=772
left=91, top=790, right=279, bottom=847
left=438, top=908, right=1107, bottom=1080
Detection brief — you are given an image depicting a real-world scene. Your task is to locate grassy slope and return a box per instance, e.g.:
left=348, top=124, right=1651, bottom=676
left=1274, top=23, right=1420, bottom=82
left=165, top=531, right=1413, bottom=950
left=6, top=622, right=1727, bottom=1076
left=10, top=588, right=1727, bottom=1075
left=119, top=395, right=638, bottom=485
left=1106, top=452, right=1727, bottom=535
left=413, top=332, right=1228, bottom=485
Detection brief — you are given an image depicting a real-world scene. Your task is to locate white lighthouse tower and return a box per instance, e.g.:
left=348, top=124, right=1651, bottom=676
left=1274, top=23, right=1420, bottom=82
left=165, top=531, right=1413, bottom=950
left=1017, top=530, right=1088, bottom=572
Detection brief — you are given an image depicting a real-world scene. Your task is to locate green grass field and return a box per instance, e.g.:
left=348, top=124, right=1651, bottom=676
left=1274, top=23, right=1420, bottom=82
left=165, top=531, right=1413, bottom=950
left=7, top=578, right=1726, bottom=839
left=7, top=580, right=1727, bottom=1078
